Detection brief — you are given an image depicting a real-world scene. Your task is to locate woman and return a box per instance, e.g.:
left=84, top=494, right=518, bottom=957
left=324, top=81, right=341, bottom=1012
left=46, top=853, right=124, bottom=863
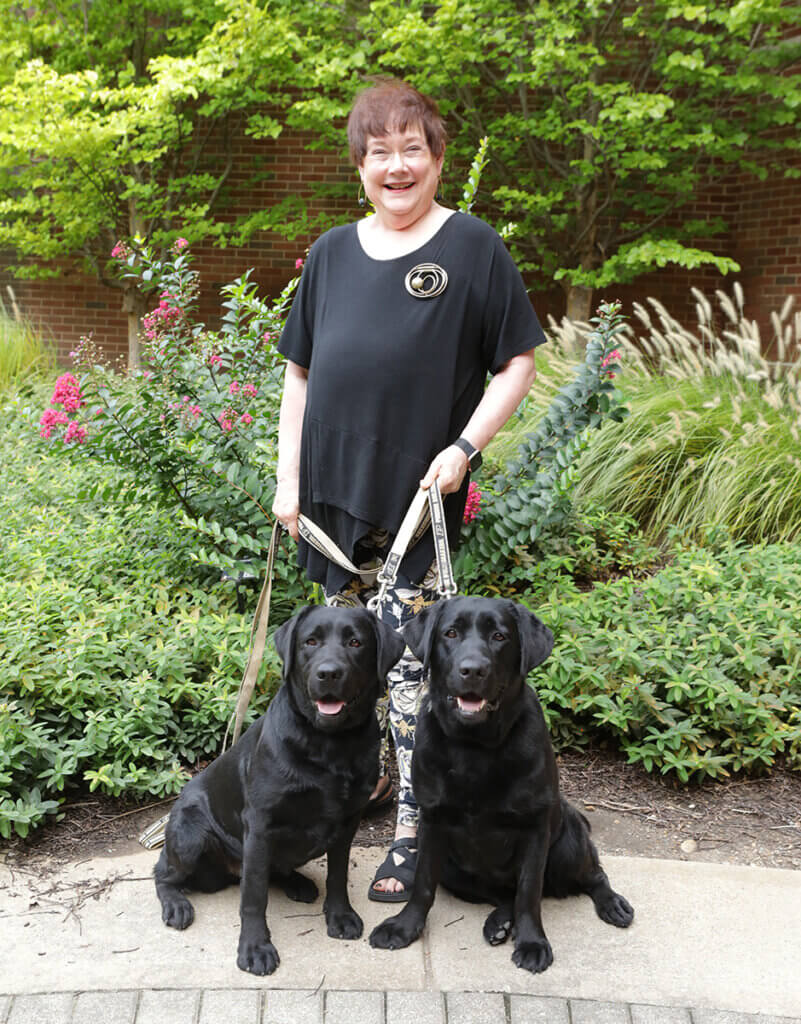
left=272, top=80, right=546, bottom=900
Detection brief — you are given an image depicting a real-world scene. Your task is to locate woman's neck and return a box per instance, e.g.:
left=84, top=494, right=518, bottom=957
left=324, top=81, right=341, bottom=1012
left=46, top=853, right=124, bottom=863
left=357, top=203, right=454, bottom=261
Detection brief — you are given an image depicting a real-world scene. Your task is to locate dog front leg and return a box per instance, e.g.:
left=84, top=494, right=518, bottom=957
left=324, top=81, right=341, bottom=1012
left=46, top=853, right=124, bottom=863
left=324, top=814, right=363, bottom=939
left=237, top=814, right=279, bottom=975
left=511, top=821, right=553, bottom=974
left=369, top=817, right=444, bottom=950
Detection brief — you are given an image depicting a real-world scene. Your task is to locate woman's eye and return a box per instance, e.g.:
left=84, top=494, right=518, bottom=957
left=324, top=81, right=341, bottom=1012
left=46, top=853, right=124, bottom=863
left=348, top=638, right=362, bottom=648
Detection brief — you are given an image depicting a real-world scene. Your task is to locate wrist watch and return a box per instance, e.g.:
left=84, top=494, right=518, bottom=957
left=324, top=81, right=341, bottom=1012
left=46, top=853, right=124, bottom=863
left=453, top=437, right=482, bottom=472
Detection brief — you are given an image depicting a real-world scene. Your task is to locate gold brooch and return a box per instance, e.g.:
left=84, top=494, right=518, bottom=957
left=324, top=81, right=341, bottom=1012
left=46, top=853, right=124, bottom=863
left=404, top=263, right=448, bottom=299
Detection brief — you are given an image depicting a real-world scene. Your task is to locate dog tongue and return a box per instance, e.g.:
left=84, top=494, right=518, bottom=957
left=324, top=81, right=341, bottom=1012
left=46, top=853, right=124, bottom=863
left=316, top=700, right=345, bottom=716
left=457, top=695, right=487, bottom=714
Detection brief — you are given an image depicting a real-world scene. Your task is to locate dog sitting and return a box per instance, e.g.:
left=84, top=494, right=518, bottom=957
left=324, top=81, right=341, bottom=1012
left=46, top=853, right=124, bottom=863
left=155, top=605, right=405, bottom=975
left=369, top=595, right=633, bottom=973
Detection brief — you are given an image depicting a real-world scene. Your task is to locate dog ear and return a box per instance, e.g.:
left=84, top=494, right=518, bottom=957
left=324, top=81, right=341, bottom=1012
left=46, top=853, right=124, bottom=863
left=368, top=613, right=407, bottom=680
left=272, top=606, right=312, bottom=677
left=511, top=602, right=554, bottom=677
left=401, top=601, right=445, bottom=674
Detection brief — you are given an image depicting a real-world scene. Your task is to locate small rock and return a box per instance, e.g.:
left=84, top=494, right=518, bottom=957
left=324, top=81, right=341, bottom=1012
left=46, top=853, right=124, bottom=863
left=681, top=838, right=699, bottom=854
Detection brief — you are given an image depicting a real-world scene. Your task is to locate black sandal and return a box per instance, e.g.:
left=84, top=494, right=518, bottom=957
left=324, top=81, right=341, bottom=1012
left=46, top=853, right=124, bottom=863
left=368, top=837, right=417, bottom=903
left=362, top=774, right=394, bottom=819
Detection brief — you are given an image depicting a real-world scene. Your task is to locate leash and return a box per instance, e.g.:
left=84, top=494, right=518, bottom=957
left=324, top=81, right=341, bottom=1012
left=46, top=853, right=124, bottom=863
left=138, top=481, right=457, bottom=851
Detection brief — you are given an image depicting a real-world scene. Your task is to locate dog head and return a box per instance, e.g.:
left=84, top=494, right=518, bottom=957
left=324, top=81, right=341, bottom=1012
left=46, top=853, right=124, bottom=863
left=273, top=605, right=405, bottom=732
left=403, top=596, right=553, bottom=734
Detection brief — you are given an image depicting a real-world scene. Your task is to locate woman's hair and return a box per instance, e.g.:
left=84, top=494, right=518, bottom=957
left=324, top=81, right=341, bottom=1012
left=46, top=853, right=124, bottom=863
left=347, top=80, right=447, bottom=165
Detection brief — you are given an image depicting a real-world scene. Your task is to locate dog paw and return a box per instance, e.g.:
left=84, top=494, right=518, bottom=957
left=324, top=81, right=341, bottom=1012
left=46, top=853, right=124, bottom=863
left=597, top=891, right=634, bottom=928
left=325, top=906, right=363, bottom=940
left=161, top=896, right=194, bottom=930
left=237, top=939, right=280, bottom=976
left=483, top=907, right=513, bottom=946
left=512, top=938, right=553, bottom=974
left=369, top=916, right=421, bottom=951
left=280, top=870, right=319, bottom=904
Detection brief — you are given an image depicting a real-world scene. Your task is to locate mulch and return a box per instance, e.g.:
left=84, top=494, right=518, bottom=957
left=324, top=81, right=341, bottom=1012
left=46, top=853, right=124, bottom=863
left=4, top=745, right=799, bottom=872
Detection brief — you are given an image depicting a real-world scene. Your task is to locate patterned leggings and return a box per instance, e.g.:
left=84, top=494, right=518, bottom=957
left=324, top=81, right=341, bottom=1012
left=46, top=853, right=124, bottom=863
left=325, top=557, right=439, bottom=829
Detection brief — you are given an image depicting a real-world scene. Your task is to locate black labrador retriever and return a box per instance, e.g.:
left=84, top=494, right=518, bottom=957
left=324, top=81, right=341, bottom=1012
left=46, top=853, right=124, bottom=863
left=369, top=595, right=633, bottom=973
left=155, top=605, right=405, bottom=975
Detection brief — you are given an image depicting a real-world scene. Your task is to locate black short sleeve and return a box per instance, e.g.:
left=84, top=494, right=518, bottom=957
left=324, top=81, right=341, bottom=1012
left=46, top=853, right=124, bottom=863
left=482, top=232, right=546, bottom=373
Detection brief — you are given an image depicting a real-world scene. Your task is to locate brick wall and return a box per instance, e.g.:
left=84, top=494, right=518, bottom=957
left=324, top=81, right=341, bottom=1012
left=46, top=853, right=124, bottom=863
left=2, top=126, right=798, bottom=365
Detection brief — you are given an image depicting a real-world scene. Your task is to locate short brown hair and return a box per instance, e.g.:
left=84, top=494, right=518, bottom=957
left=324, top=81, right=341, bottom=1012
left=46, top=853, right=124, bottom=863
left=347, top=80, right=447, bottom=166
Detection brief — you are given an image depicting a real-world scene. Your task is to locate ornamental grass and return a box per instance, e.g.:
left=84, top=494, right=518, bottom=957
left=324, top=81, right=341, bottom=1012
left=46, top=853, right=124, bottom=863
left=492, top=287, right=801, bottom=545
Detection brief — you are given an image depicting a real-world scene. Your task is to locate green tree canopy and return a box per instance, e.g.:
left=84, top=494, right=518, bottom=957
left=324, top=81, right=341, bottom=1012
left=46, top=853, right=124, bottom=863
left=350, top=0, right=801, bottom=319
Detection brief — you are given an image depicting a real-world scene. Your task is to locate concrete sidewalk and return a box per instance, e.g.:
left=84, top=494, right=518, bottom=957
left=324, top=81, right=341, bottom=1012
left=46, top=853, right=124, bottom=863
left=1, top=848, right=800, bottom=1022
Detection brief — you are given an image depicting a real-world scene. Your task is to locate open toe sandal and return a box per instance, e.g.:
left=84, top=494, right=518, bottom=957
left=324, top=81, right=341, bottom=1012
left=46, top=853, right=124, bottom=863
left=368, top=836, right=417, bottom=903
left=362, top=774, right=394, bottom=819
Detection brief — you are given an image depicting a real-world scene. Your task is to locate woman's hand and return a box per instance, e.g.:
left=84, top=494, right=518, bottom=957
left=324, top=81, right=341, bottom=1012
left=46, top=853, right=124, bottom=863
left=272, top=480, right=300, bottom=541
left=420, top=445, right=469, bottom=495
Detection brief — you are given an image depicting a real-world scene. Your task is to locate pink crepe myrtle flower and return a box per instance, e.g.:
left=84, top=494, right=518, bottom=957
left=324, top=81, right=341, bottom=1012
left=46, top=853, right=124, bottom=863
left=295, top=258, right=304, bottom=270
left=39, top=407, right=69, bottom=438
left=218, top=409, right=236, bottom=432
left=173, top=237, right=189, bottom=251
left=189, top=405, right=201, bottom=418
left=111, top=241, right=129, bottom=259
left=242, top=383, right=258, bottom=398
left=208, top=353, right=222, bottom=368
left=64, top=420, right=87, bottom=444
left=463, top=481, right=482, bottom=524
left=240, top=412, right=253, bottom=426
left=263, top=331, right=273, bottom=344
left=600, top=349, right=622, bottom=378
left=229, top=381, right=241, bottom=395
left=51, top=373, right=84, bottom=412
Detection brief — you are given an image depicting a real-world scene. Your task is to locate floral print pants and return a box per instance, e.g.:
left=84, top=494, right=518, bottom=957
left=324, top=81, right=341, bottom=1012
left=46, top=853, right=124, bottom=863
left=325, top=545, right=439, bottom=829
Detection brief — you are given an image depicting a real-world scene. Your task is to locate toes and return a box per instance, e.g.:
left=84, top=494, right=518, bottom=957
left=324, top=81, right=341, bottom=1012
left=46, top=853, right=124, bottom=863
left=482, top=909, right=513, bottom=946
left=237, top=940, right=280, bottom=975
left=598, top=892, right=634, bottom=928
left=162, top=898, right=194, bottom=930
left=369, top=918, right=417, bottom=950
left=512, top=939, right=553, bottom=974
left=326, top=909, right=363, bottom=940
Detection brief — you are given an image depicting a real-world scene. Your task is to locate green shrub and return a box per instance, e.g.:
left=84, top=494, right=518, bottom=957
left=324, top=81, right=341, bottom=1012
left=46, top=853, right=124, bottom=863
left=1, top=395, right=292, bottom=837
left=535, top=533, right=801, bottom=782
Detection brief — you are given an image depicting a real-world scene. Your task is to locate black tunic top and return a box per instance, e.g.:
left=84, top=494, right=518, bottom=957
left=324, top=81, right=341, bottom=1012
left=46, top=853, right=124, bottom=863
left=278, top=211, right=547, bottom=593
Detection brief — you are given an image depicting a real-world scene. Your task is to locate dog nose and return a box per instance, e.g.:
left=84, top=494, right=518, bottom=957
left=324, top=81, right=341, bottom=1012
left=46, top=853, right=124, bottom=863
left=458, top=658, right=488, bottom=682
left=316, top=662, right=343, bottom=682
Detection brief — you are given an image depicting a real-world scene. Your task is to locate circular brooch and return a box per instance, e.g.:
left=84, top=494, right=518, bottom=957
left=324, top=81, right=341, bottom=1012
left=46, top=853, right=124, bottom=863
left=404, top=263, right=448, bottom=299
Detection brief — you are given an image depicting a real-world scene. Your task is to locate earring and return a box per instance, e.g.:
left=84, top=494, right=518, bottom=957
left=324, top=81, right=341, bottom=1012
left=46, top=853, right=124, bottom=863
left=357, top=182, right=366, bottom=208
left=435, top=177, right=444, bottom=202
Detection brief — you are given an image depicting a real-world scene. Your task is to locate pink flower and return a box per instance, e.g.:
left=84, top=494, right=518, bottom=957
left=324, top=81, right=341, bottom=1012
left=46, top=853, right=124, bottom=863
left=174, top=237, right=189, bottom=251
left=600, top=349, right=622, bottom=369
left=189, top=405, right=201, bottom=417
left=242, top=383, right=258, bottom=398
left=218, top=409, right=236, bottom=432
left=462, top=481, right=482, bottom=524
left=240, top=413, right=253, bottom=426
left=295, top=258, right=304, bottom=270
left=51, top=373, right=84, bottom=411
left=263, top=331, right=273, bottom=344
left=229, top=381, right=241, bottom=395
left=111, top=241, right=129, bottom=259
left=64, top=421, right=87, bottom=444
left=208, top=353, right=222, bottom=368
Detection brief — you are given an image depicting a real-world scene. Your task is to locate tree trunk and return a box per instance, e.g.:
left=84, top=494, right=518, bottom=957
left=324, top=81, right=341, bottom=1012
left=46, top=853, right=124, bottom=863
left=565, top=283, right=594, bottom=324
left=126, top=197, right=147, bottom=371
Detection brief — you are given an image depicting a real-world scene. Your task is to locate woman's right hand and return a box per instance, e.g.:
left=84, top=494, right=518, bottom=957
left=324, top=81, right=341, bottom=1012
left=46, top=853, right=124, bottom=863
left=272, top=481, right=300, bottom=541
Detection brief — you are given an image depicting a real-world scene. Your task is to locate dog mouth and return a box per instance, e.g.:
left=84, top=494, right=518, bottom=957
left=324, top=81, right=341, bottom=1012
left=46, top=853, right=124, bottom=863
left=315, top=699, right=346, bottom=716
left=455, top=693, right=487, bottom=715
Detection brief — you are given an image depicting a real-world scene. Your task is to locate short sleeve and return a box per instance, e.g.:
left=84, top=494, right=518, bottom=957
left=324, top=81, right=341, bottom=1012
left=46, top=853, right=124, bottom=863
left=277, top=245, right=318, bottom=369
left=481, top=233, right=547, bottom=374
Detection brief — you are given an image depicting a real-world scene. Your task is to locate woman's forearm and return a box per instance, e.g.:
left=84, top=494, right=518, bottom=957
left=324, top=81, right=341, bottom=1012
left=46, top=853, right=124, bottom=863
left=459, top=349, right=537, bottom=452
left=273, top=361, right=308, bottom=538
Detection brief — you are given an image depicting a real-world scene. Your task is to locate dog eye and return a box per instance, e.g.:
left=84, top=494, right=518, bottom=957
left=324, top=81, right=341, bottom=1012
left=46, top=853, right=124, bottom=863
left=348, top=637, right=362, bottom=647
left=304, top=637, right=318, bottom=646
left=492, top=631, right=506, bottom=642
left=444, top=628, right=457, bottom=639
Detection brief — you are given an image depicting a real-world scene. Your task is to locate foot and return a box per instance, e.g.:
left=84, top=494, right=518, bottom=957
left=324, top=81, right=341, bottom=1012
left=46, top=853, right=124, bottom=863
left=368, top=831, right=417, bottom=901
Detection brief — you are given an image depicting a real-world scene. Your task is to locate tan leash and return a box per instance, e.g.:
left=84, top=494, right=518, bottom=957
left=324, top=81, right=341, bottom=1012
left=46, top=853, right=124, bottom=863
left=139, top=482, right=456, bottom=850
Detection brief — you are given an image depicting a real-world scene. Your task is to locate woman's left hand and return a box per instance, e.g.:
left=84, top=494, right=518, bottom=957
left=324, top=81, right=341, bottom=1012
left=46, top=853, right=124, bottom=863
left=420, top=445, right=469, bottom=495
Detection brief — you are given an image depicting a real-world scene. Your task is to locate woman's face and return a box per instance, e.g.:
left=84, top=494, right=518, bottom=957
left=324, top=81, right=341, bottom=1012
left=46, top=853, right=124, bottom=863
left=359, top=124, right=444, bottom=229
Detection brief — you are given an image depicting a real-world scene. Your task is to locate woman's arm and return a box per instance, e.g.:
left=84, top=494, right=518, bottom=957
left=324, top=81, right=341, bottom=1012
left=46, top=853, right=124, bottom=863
left=421, top=348, right=537, bottom=494
left=272, top=360, right=309, bottom=540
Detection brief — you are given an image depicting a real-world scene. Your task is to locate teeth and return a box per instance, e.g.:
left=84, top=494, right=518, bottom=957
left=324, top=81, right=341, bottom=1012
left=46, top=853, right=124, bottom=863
left=456, top=696, right=487, bottom=714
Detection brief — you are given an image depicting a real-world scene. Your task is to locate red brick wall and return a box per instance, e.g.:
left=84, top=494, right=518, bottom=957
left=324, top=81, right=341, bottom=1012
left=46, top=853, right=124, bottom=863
left=3, top=127, right=798, bottom=364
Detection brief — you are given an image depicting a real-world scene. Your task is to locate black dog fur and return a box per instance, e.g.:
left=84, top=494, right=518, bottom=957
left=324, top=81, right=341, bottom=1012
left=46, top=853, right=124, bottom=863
left=155, top=605, right=405, bottom=975
left=368, top=596, right=633, bottom=973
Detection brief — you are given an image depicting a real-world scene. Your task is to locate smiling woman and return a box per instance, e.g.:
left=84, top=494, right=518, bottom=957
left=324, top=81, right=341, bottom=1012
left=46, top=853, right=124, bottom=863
left=270, top=78, right=547, bottom=901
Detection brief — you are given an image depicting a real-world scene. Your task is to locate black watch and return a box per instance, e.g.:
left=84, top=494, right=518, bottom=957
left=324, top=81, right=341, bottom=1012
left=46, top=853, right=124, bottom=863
left=453, top=437, right=482, bottom=472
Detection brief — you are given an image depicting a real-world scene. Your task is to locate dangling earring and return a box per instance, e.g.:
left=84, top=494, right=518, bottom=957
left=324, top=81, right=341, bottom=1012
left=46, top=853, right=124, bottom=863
left=357, top=182, right=366, bottom=208
left=435, top=177, right=444, bottom=202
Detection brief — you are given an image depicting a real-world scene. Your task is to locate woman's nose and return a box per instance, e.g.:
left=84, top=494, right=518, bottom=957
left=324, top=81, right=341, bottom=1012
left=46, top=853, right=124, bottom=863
left=388, top=149, right=405, bottom=171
